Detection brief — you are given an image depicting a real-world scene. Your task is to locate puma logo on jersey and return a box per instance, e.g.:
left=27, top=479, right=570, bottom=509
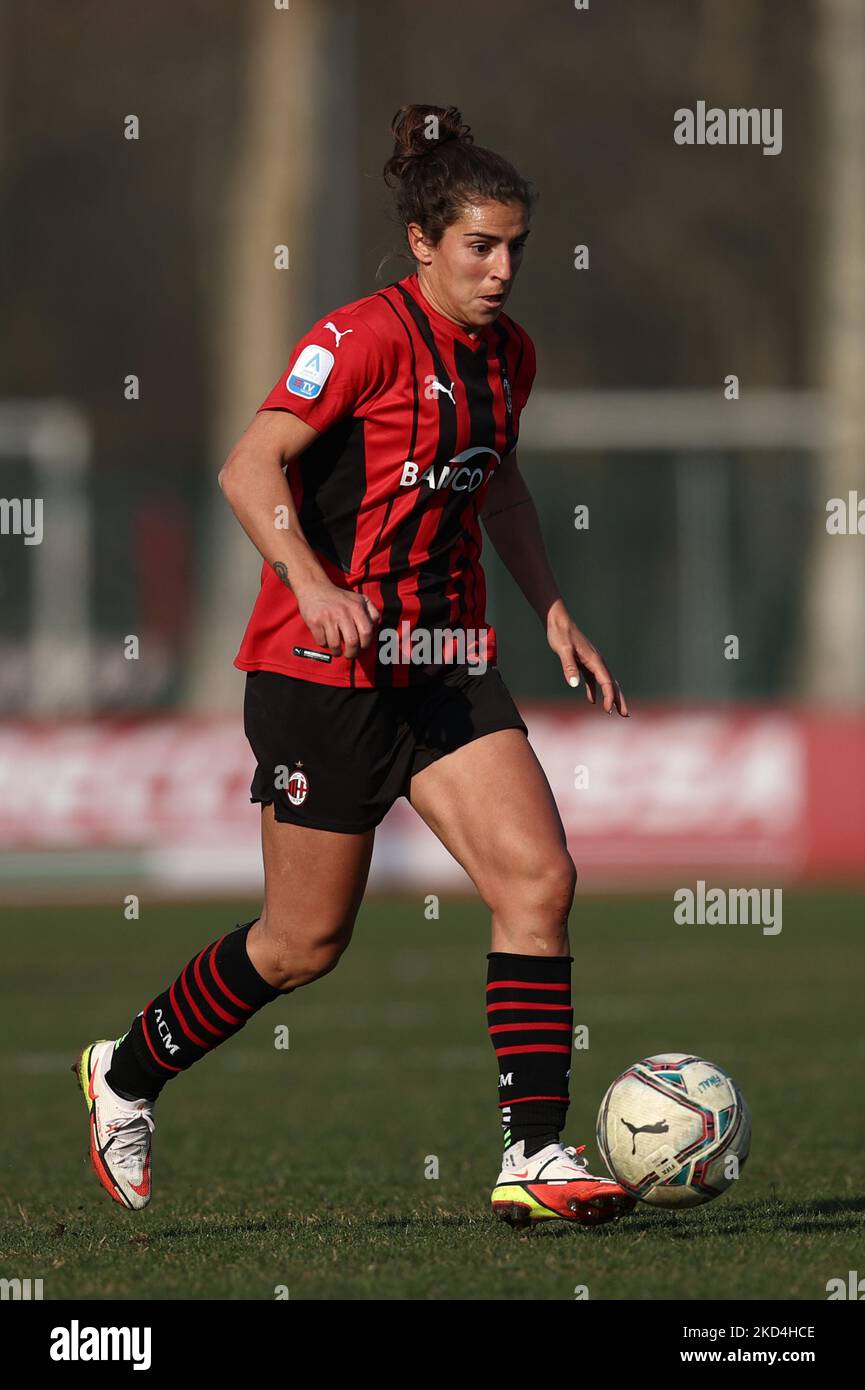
left=324, top=321, right=353, bottom=348
left=428, top=377, right=456, bottom=404
left=399, top=445, right=501, bottom=493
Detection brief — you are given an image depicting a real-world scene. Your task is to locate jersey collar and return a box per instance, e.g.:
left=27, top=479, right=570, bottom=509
left=401, top=273, right=492, bottom=352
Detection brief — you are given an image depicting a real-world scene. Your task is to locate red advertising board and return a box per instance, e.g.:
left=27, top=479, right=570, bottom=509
left=0, top=708, right=862, bottom=892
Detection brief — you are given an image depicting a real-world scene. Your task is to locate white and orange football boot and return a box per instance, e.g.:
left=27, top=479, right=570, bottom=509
left=491, top=1139, right=636, bottom=1228
left=72, top=1039, right=155, bottom=1210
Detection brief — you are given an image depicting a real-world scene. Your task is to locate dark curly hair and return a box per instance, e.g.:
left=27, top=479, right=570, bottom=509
left=382, top=104, right=537, bottom=261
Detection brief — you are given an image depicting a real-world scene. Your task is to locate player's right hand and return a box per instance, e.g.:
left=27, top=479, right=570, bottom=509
left=296, top=580, right=380, bottom=659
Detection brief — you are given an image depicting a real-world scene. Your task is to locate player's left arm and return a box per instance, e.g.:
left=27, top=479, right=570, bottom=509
left=480, top=452, right=628, bottom=714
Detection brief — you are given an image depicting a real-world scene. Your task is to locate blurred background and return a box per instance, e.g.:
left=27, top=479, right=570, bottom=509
left=1, top=0, right=863, bottom=896
left=3, top=3, right=864, bottom=1303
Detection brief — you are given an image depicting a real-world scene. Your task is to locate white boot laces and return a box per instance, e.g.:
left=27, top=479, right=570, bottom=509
left=104, top=1106, right=155, bottom=1168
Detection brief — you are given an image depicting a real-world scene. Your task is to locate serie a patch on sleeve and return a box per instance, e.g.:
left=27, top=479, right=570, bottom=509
left=286, top=344, right=335, bottom=399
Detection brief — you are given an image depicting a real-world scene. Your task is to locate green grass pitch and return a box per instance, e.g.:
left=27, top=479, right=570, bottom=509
left=1, top=890, right=863, bottom=1300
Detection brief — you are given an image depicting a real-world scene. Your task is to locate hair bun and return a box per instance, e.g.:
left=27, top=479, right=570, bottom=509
left=384, top=105, right=473, bottom=184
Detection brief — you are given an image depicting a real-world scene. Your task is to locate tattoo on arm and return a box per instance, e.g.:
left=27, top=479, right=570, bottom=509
left=273, top=560, right=292, bottom=590
left=483, top=497, right=531, bottom=522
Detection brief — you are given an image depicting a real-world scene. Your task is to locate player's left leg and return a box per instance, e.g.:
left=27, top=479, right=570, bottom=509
left=410, top=726, right=574, bottom=954
left=408, top=725, right=634, bottom=1226
left=408, top=725, right=575, bottom=1149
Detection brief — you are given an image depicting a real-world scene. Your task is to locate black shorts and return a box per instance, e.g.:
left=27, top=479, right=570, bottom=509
left=243, top=665, right=528, bottom=833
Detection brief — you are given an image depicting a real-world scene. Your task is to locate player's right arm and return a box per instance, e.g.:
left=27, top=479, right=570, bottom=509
left=218, top=409, right=379, bottom=659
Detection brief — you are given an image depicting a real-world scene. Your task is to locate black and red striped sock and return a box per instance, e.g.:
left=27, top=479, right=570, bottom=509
left=486, top=951, right=573, bottom=1157
left=105, top=920, right=292, bottom=1102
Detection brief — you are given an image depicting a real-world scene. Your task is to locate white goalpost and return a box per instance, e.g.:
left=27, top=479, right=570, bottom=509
left=520, top=387, right=833, bottom=699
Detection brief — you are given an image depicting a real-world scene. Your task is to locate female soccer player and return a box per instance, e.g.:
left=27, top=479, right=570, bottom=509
left=74, top=105, right=632, bottom=1229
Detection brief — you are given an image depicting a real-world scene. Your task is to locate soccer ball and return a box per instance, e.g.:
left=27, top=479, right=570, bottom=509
left=596, top=1053, right=751, bottom=1208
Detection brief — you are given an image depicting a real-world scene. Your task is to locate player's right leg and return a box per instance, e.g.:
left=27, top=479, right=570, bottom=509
left=73, top=810, right=375, bottom=1209
left=245, top=804, right=375, bottom=989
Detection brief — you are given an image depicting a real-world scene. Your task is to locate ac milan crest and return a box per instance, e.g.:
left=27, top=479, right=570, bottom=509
left=286, top=762, right=309, bottom=807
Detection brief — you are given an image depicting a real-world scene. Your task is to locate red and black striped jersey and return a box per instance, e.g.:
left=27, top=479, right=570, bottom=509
left=234, top=270, right=536, bottom=687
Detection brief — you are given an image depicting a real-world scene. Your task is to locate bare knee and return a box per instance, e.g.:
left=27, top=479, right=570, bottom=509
left=550, top=850, right=578, bottom=917
left=527, top=850, right=577, bottom=921
left=484, top=848, right=577, bottom=941
left=273, top=941, right=345, bottom=989
left=250, top=911, right=353, bottom=989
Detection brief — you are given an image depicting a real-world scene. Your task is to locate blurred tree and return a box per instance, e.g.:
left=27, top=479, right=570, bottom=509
left=186, top=0, right=358, bottom=709
left=798, top=0, right=865, bottom=701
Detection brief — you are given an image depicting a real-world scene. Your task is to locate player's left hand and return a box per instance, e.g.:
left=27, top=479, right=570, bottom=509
left=546, top=603, right=628, bottom=715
